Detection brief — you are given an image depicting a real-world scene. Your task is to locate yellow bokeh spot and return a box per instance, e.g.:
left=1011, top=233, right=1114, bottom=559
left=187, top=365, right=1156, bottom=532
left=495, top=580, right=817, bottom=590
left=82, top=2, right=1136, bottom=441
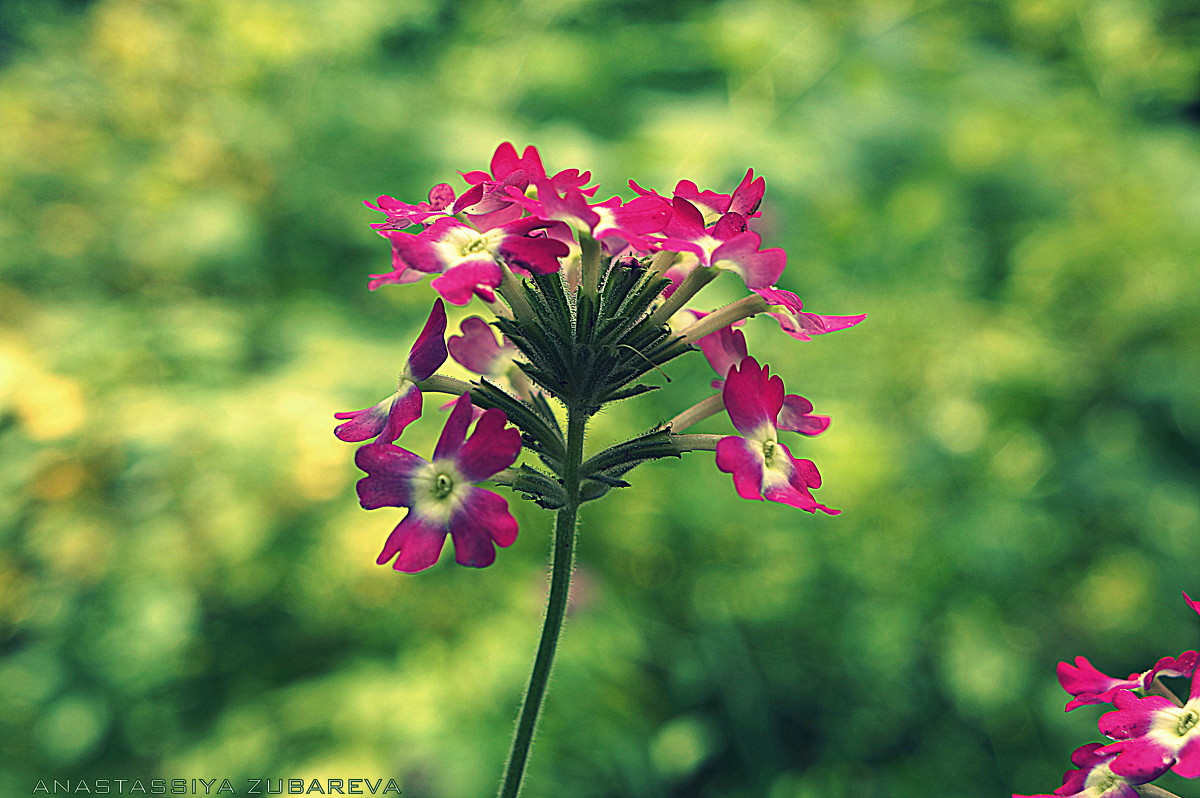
left=16, top=372, right=86, bottom=441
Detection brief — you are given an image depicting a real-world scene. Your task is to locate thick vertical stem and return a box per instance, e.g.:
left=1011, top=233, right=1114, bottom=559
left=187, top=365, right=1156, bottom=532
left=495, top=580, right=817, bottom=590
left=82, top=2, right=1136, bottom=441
left=497, top=408, right=587, bottom=798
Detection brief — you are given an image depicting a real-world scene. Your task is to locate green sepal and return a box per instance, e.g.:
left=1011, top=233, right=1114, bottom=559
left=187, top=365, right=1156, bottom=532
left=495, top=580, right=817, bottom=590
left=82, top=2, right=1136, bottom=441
left=599, top=383, right=660, bottom=403
left=470, top=380, right=566, bottom=466
left=580, top=426, right=681, bottom=485
left=510, top=464, right=566, bottom=510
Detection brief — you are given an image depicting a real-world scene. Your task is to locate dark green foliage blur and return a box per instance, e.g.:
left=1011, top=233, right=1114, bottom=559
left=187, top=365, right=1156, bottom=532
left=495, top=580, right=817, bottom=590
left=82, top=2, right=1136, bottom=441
left=2, top=0, right=1199, bottom=796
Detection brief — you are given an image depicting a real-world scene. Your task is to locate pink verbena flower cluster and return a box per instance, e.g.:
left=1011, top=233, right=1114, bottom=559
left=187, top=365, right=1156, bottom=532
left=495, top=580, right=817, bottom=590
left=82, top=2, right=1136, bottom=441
left=1016, top=592, right=1200, bottom=797
left=336, top=143, right=863, bottom=573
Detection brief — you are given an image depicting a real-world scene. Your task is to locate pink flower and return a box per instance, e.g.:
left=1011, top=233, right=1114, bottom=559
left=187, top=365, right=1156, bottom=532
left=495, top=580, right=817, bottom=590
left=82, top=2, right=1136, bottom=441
left=1013, top=743, right=1144, bottom=798
left=630, top=168, right=765, bottom=225
left=1058, top=657, right=1143, bottom=712
left=454, top=143, right=594, bottom=230
left=1058, top=653, right=1199, bottom=711
left=355, top=393, right=522, bottom=573
left=365, top=183, right=456, bottom=230
left=679, top=311, right=831, bottom=437
left=505, top=179, right=671, bottom=254
left=1096, top=669, right=1200, bottom=780
left=334, top=299, right=448, bottom=443
left=448, top=316, right=518, bottom=380
left=714, top=356, right=838, bottom=514
left=656, top=198, right=785, bottom=290
left=372, top=217, right=568, bottom=305
left=757, top=287, right=867, bottom=342
left=1185, top=591, right=1200, bottom=616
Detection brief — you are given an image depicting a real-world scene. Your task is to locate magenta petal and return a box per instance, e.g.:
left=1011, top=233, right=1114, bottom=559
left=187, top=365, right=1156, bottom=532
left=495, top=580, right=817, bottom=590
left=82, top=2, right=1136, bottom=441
left=778, top=394, right=831, bottom=436
left=1058, top=656, right=1136, bottom=697
left=756, top=286, right=804, bottom=314
left=770, top=310, right=867, bottom=341
left=696, top=323, right=747, bottom=379
left=449, top=316, right=503, bottom=375
left=715, top=436, right=765, bottom=501
left=712, top=212, right=747, bottom=237
left=1105, top=737, right=1175, bottom=782
left=384, top=229, right=444, bottom=274
left=763, top=446, right=838, bottom=515
left=406, top=299, right=449, bottom=381
left=808, top=312, right=868, bottom=334
left=433, top=393, right=474, bottom=462
left=334, top=397, right=391, bottom=442
left=1173, top=735, right=1200, bottom=777
left=1185, top=591, right=1200, bottom=617
left=428, top=183, right=456, bottom=207
left=448, top=488, right=519, bottom=567
left=1099, top=692, right=1173, bottom=739
left=431, top=258, right=502, bottom=306
left=499, top=235, right=569, bottom=275
left=613, top=195, right=672, bottom=234
left=710, top=232, right=785, bottom=290
left=1068, top=743, right=1108, bottom=769
left=355, top=443, right=425, bottom=509
left=456, top=408, right=522, bottom=483
left=378, top=384, right=422, bottom=444
left=664, top=197, right=707, bottom=238
left=728, top=169, right=765, bottom=216
left=763, top=481, right=826, bottom=513
left=378, top=513, right=448, bottom=573
left=722, top=357, right=784, bottom=437
left=465, top=488, right=520, bottom=548
left=1142, top=651, right=1200, bottom=689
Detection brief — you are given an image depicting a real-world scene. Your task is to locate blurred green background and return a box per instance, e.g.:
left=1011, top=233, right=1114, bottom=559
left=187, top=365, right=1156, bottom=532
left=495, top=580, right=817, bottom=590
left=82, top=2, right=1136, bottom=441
left=2, top=0, right=1199, bottom=795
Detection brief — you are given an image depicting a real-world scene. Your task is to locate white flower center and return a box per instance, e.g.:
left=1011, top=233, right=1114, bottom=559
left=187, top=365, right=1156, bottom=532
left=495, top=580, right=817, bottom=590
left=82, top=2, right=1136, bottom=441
left=749, top=425, right=790, bottom=489
left=434, top=226, right=502, bottom=266
left=1175, top=707, right=1199, bottom=736
left=1082, top=763, right=1125, bottom=797
left=410, top=460, right=470, bottom=523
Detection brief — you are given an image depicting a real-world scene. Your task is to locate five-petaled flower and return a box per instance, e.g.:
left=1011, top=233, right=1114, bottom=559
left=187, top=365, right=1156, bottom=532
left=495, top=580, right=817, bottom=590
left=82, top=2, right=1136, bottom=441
left=1058, top=652, right=1199, bottom=712
left=355, top=393, right=522, bottom=573
left=715, top=356, right=837, bottom=514
left=334, top=299, right=448, bottom=443
left=372, top=216, right=570, bottom=306
left=1095, top=667, right=1200, bottom=781
left=1013, top=742, right=1145, bottom=798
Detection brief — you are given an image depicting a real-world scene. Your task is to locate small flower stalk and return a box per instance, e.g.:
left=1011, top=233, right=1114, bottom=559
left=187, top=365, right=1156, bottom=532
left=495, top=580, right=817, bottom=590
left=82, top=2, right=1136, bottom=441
left=334, top=143, right=864, bottom=797
left=1016, top=593, right=1200, bottom=798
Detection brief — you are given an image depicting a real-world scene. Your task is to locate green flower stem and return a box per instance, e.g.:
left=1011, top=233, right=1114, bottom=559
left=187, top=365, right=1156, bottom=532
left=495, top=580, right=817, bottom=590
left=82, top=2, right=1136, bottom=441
left=648, top=266, right=718, bottom=327
left=666, top=393, right=724, bottom=432
left=497, top=407, right=588, bottom=798
left=580, top=233, right=602, bottom=297
left=1134, top=786, right=1183, bottom=798
left=677, top=294, right=770, bottom=345
left=415, top=374, right=472, bottom=395
left=1147, top=676, right=1184, bottom=706
left=498, top=261, right=538, bottom=323
left=646, top=249, right=676, bottom=277
left=671, top=433, right=722, bottom=453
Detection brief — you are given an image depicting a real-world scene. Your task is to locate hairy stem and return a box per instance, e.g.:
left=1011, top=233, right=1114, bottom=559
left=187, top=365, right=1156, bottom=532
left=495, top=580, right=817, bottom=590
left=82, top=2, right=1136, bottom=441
left=497, top=261, right=537, bottom=323
left=677, top=294, right=770, bottom=344
left=667, top=393, right=724, bottom=432
left=671, top=433, right=723, bottom=453
left=415, top=374, right=472, bottom=395
left=648, top=266, right=718, bottom=327
left=1135, top=785, right=1183, bottom=798
left=497, top=407, right=587, bottom=798
left=1146, top=677, right=1184, bottom=706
